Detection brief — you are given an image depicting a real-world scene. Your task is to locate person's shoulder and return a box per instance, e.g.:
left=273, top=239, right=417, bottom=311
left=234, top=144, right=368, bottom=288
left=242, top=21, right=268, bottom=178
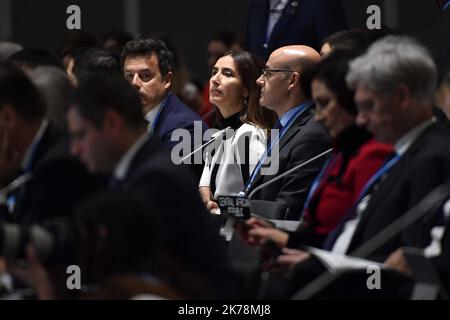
left=296, top=115, right=331, bottom=140
left=166, top=94, right=203, bottom=120
left=416, top=123, right=450, bottom=154
left=163, top=94, right=206, bottom=132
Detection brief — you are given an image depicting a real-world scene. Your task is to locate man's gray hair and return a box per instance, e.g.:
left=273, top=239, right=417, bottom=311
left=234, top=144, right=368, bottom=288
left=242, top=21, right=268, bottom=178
left=346, top=36, right=437, bottom=103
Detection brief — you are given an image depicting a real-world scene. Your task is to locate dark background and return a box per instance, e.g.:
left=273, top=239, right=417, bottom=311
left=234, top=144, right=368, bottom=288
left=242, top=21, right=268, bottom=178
left=0, top=0, right=444, bottom=81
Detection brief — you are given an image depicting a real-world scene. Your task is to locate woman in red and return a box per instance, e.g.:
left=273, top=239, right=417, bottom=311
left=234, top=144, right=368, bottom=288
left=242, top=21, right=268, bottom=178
left=242, top=50, right=393, bottom=250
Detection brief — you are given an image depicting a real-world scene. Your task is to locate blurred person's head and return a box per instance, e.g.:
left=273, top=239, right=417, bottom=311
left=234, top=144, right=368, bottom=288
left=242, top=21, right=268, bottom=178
left=207, top=31, right=238, bottom=70
left=305, top=50, right=360, bottom=139
left=70, top=48, right=120, bottom=86
left=0, top=41, right=23, bottom=62
left=346, top=36, right=437, bottom=144
left=29, top=66, right=72, bottom=128
left=0, top=63, right=46, bottom=182
left=58, top=30, right=98, bottom=67
left=320, top=29, right=370, bottom=57
left=102, top=30, right=133, bottom=56
left=67, top=75, right=147, bottom=173
left=180, top=79, right=204, bottom=113
left=121, top=38, right=174, bottom=114
left=210, top=50, right=275, bottom=128
left=256, top=45, right=321, bottom=117
left=7, top=48, right=62, bottom=73
left=74, top=191, right=161, bottom=284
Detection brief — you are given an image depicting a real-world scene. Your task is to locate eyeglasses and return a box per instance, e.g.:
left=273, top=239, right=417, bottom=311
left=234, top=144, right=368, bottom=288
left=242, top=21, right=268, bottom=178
left=262, top=68, right=295, bottom=78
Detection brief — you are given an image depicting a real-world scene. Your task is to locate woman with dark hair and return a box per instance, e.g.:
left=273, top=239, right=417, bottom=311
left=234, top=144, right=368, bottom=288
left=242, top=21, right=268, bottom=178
left=241, top=50, right=393, bottom=250
left=199, top=50, right=276, bottom=213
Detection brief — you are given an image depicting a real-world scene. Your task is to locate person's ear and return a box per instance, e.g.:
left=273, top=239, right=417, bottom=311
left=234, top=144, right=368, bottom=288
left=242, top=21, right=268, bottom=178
left=395, top=83, right=412, bottom=110
left=163, top=71, right=173, bottom=90
left=287, top=72, right=300, bottom=91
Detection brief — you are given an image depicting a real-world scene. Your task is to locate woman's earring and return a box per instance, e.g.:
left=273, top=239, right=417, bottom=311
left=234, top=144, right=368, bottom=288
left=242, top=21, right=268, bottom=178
left=243, top=96, right=249, bottom=106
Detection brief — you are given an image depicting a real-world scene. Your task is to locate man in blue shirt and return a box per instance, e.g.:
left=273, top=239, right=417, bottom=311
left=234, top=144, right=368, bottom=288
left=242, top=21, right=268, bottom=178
left=244, top=45, right=331, bottom=220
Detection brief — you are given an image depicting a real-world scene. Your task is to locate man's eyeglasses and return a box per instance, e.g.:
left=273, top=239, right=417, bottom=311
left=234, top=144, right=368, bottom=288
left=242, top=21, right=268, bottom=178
left=262, top=68, right=295, bottom=78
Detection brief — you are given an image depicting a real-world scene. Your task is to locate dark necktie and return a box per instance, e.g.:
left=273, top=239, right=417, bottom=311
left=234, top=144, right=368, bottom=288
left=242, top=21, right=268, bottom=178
left=267, top=119, right=283, bottom=152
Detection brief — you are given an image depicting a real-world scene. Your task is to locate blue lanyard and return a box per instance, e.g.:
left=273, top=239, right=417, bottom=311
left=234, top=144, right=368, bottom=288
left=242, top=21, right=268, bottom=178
left=150, top=92, right=171, bottom=132
left=343, top=153, right=401, bottom=218
left=239, top=102, right=312, bottom=197
left=301, top=152, right=340, bottom=215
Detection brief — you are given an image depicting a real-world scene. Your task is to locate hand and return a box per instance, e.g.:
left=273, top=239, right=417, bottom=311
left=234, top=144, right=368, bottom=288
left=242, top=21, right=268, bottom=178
left=206, top=200, right=220, bottom=214
left=236, top=217, right=289, bottom=248
left=276, top=248, right=311, bottom=270
left=384, top=248, right=413, bottom=276
left=247, top=226, right=289, bottom=248
left=7, top=245, right=56, bottom=299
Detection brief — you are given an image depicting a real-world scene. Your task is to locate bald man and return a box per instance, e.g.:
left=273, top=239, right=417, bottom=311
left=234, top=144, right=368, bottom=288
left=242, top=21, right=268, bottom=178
left=244, top=45, right=331, bottom=220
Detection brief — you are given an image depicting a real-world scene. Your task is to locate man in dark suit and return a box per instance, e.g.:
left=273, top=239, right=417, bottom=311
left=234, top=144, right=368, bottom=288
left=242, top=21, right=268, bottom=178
left=273, top=36, right=450, bottom=299
left=244, top=45, right=331, bottom=220
left=245, top=0, right=347, bottom=60
left=0, top=62, right=96, bottom=225
left=416, top=0, right=450, bottom=82
left=121, top=38, right=207, bottom=169
left=67, top=75, right=238, bottom=299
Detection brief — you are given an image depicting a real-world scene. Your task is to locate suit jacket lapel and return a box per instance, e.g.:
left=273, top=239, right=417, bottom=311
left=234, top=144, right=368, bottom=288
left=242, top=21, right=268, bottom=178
left=348, top=124, right=435, bottom=247
left=352, top=154, right=410, bottom=232
left=249, top=108, right=312, bottom=190
left=277, top=109, right=311, bottom=151
left=153, top=93, right=173, bottom=136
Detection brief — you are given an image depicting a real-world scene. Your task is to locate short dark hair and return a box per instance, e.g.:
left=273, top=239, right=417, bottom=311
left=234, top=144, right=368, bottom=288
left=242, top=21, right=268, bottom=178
left=121, top=38, right=174, bottom=77
left=321, top=29, right=371, bottom=55
left=69, top=74, right=146, bottom=129
left=102, top=30, right=133, bottom=48
left=72, top=48, right=121, bottom=85
left=303, top=50, right=359, bottom=114
left=58, top=30, right=98, bottom=59
left=0, top=62, right=45, bottom=120
left=209, top=31, right=237, bottom=48
left=7, top=48, right=63, bottom=70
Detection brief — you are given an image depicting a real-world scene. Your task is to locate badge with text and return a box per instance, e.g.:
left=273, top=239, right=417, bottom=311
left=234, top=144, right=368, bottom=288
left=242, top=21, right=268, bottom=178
left=217, top=195, right=251, bottom=219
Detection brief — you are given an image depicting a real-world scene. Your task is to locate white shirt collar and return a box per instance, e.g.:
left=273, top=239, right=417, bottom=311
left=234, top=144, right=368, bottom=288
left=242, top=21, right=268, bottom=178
left=394, top=117, right=436, bottom=156
left=21, top=119, right=49, bottom=170
left=144, top=102, right=162, bottom=132
left=113, top=132, right=150, bottom=180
